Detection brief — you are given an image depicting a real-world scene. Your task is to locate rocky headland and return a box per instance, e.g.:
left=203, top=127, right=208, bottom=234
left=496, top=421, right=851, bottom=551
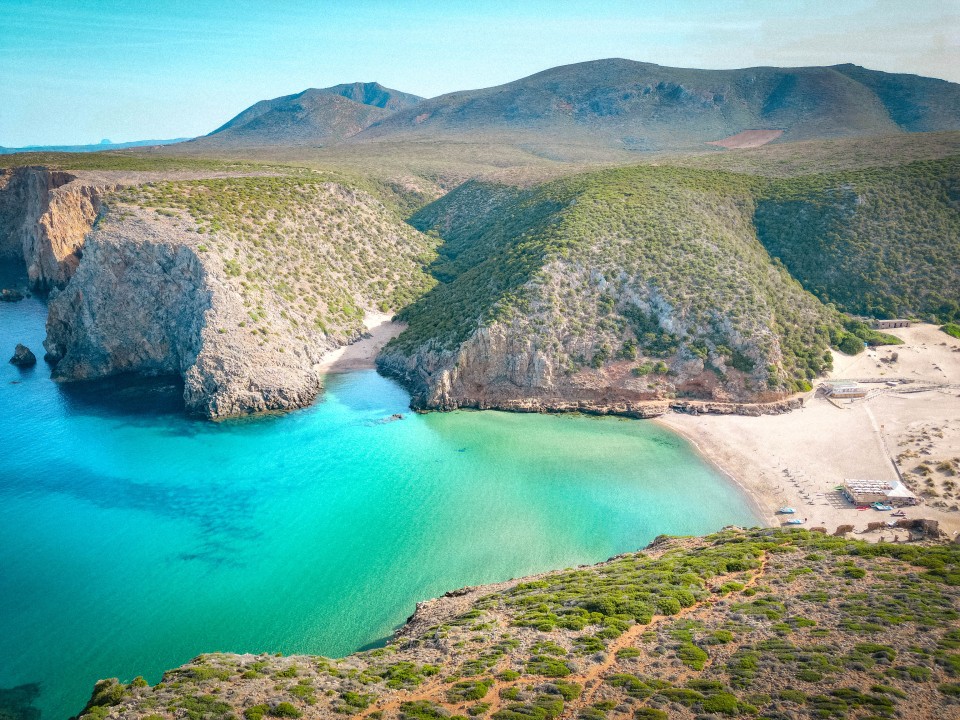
left=41, top=206, right=330, bottom=417
left=71, top=528, right=960, bottom=720
left=1, top=169, right=439, bottom=418
left=0, top=166, right=116, bottom=290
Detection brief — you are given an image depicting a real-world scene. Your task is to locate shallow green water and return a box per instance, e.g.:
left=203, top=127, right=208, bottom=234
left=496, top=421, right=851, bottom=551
left=0, top=291, right=759, bottom=719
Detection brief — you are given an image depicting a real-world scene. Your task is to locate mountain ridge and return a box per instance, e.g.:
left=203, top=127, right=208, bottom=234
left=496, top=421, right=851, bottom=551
left=348, top=58, right=960, bottom=152
left=193, top=82, right=424, bottom=147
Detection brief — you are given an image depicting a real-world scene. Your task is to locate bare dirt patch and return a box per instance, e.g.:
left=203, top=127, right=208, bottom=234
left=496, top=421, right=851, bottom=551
left=706, top=129, right=784, bottom=149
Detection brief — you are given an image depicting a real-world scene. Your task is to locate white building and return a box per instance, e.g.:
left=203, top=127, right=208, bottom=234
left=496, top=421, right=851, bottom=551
left=842, top=479, right=919, bottom=507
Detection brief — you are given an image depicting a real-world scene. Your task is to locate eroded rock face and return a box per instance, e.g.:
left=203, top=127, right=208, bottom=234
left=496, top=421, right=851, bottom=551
left=379, top=324, right=674, bottom=417
left=44, top=216, right=209, bottom=381
left=377, top=320, right=791, bottom=418
left=44, top=207, right=331, bottom=418
left=0, top=167, right=114, bottom=290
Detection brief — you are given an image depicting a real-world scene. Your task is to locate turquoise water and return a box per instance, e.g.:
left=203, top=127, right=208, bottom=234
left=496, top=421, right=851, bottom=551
left=0, top=288, right=759, bottom=719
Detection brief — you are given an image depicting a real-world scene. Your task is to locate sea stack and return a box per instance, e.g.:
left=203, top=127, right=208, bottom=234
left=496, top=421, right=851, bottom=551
left=9, top=343, right=37, bottom=367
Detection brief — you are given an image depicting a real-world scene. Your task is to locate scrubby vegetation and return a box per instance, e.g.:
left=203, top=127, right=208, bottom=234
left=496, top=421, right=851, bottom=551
left=389, top=165, right=841, bottom=397
left=110, top=174, right=438, bottom=344
left=755, top=157, right=960, bottom=323
left=383, top=151, right=958, bottom=405
left=77, top=529, right=960, bottom=720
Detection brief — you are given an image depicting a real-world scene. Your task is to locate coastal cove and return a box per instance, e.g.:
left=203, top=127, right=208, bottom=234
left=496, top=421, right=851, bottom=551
left=0, top=295, right=759, bottom=720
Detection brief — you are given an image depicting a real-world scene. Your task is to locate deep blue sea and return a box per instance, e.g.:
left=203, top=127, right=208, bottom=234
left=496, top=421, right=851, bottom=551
left=0, top=282, right=759, bottom=719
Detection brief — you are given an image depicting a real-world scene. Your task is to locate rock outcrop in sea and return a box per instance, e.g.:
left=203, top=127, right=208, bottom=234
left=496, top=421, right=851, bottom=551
left=9, top=343, right=36, bottom=367
left=0, top=288, right=25, bottom=302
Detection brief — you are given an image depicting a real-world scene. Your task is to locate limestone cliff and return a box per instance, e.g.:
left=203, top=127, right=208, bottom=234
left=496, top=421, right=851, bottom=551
left=0, top=166, right=114, bottom=289
left=43, top=206, right=333, bottom=417
left=378, top=323, right=673, bottom=417
left=42, top=175, right=438, bottom=418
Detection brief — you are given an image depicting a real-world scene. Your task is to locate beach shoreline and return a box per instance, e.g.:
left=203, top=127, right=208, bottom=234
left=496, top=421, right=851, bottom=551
left=656, top=417, right=776, bottom=528
left=658, top=323, right=960, bottom=541
left=316, top=312, right=406, bottom=374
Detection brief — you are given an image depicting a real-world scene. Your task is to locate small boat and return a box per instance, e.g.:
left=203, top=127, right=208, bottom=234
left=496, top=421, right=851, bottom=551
left=872, top=502, right=894, bottom=511
left=891, top=511, right=906, bottom=518
left=785, top=518, right=805, bottom=525
left=777, top=507, right=796, bottom=514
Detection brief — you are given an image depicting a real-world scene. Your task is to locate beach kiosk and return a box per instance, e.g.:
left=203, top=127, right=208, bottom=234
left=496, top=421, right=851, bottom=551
left=824, top=382, right=868, bottom=399
left=842, top=479, right=919, bottom=507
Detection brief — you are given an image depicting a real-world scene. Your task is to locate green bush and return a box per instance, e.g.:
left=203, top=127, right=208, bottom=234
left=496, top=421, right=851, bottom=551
left=271, top=703, right=302, bottom=718
left=677, top=643, right=709, bottom=670
left=245, top=705, right=269, bottom=720
left=400, top=700, right=450, bottom=720
left=701, top=692, right=744, bottom=715
left=633, top=710, right=668, bottom=720
left=942, top=323, right=960, bottom=339
left=837, top=334, right=865, bottom=355
left=447, top=680, right=492, bottom=703
left=527, top=655, right=572, bottom=677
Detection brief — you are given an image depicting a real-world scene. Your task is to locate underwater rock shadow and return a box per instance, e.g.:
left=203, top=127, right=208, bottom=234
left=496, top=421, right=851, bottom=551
left=0, top=682, right=41, bottom=720
left=0, top=460, right=264, bottom=568
left=56, top=374, right=187, bottom=421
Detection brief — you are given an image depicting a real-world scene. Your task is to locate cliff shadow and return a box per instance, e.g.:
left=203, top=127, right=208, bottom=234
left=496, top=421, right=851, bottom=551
left=57, top=373, right=186, bottom=419
left=0, top=259, right=29, bottom=292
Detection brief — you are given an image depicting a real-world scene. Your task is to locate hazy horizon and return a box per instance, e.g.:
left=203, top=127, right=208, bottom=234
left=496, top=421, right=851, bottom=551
left=2, top=0, right=958, bottom=146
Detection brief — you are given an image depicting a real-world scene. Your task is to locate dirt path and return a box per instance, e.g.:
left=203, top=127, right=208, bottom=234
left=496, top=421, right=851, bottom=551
left=360, top=552, right=771, bottom=719
left=568, top=550, right=769, bottom=714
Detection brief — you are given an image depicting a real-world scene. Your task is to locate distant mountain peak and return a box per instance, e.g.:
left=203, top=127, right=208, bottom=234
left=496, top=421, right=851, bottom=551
left=194, top=60, right=960, bottom=152
left=324, top=82, right=423, bottom=111
left=197, top=82, right=423, bottom=147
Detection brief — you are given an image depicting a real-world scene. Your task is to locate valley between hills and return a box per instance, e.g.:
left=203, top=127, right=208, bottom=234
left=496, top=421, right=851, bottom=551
left=2, top=59, right=960, bottom=719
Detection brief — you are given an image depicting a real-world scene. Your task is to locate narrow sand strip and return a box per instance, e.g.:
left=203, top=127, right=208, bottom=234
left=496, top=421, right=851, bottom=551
left=316, top=312, right=406, bottom=373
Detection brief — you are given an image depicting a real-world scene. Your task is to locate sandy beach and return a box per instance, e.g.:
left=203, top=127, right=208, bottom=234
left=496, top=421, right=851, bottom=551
left=659, top=324, right=960, bottom=540
left=316, top=312, right=406, bottom=373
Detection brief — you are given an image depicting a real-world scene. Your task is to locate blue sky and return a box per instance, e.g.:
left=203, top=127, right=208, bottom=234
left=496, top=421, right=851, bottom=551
left=1, top=0, right=957, bottom=146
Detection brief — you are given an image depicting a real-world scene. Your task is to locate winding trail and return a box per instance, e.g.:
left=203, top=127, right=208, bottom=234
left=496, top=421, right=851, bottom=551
left=359, top=551, right=771, bottom=719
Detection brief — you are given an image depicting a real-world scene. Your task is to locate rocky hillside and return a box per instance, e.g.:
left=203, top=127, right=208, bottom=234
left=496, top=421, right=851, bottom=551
left=754, top=156, right=960, bottom=323
left=193, top=83, right=423, bottom=148
left=73, top=528, right=960, bottom=720
left=44, top=174, right=438, bottom=417
left=378, top=166, right=839, bottom=413
left=355, top=59, right=960, bottom=152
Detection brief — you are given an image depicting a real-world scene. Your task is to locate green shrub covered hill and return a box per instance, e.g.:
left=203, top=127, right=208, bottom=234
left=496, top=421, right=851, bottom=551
left=379, top=158, right=940, bottom=409
left=75, top=528, right=960, bottom=720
